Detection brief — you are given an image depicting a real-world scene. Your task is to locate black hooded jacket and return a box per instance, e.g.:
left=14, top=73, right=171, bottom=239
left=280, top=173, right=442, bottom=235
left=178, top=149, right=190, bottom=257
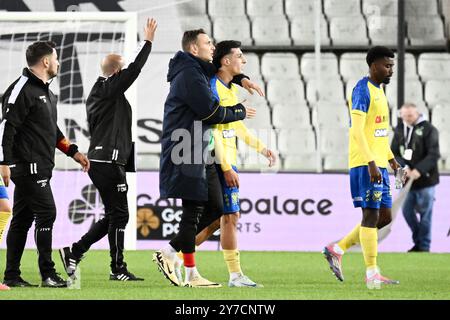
left=86, top=40, right=152, bottom=165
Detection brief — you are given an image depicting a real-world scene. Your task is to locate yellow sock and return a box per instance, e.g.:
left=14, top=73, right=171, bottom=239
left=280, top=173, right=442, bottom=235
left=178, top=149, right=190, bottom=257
left=0, top=211, right=12, bottom=244
left=337, top=224, right=361, bottom=252
left=359, top=226, right=378, bottom=269
left=223, top=249, right=242, bottom=274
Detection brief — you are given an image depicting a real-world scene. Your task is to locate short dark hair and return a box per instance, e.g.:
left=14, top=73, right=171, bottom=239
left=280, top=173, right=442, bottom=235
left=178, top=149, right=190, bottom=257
left=366, top=46, right=395, bottom=66
left=212, top=40, right=242, bottom=69
left=182, top=29, right=207, bottom=52
left=26, top=40, right=57, bottom=66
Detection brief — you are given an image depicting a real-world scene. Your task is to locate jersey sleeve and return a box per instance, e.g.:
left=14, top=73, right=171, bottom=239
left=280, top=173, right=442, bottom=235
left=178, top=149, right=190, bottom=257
left=235, top=121, right=266, bottom=153
left=351, top=81, right=371, bottom=114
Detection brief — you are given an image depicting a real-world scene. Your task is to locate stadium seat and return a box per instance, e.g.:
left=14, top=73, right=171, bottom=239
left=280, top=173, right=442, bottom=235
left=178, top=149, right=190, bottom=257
left=324, top=0, right=361, bottom=17
left=283, top=154, right=319, bottom=171
left=244, top=104, right=273, bottom=130
left=367, top=16, right=398, bottom=46
left=272, top=104, right=311, bottom=129
left=261, top=53, right=300, bottom=80
left=314, top=103, right=350, bottom=129
left=425, top=80, right=450, bottom=107
left=179, top=15, right=211, bottom=35
left=306, top=79, right=345, bottom=105
left=405, top=0, right=438, bottom=16
left=319, top=128, right=349, bottom=155
left=137, top=154, right=160, bottom=170
left=301, top=52, right=339, bottom=81
left=208, top=0, right=245, bottom=17
left=395, top=53, right=419, bottom=80
left=213, top=17, right=252, bottom=46
left=408, top=16, right=446, bottom=46
left=252, top=16, right=291, bottom=46
left=238, top=128, right=277, bottom=166
left=175, top=0, right=206, bottom=15
left=246, top=0, right=284, bottom=18
left=418, top=53, right=450, bottom=81
left=439, top=131, right=450, bottom=158
left=236, top=86, right=268, bottom=108
left=323, top=154, right=348, bottom=171
left=431, top=104, right=450, bottom=132
left=340, top=53, right=368, bottom=82
left=290, top=16, right=331, bottom=46
left=385, top=79, right=424, bottom=108
left=243, top=53, right=261, bottom=78
left=278, top=128, right=316, bottom=156
left=329, top=16, right=369, bottom=46
left=362, top=0, right=398, bottom=16
left=285, top=0, right=316, bottom=18
left=266, top=79, right=307, bottom=105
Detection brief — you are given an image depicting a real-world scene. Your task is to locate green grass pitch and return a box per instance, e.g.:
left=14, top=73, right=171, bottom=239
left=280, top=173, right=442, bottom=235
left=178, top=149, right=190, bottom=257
left=1, top=249, right=449, bottom=300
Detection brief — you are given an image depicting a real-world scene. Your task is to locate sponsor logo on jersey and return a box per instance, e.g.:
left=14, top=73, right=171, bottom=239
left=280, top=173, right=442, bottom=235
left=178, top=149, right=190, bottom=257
left=374, top=128, right=388, bottom=137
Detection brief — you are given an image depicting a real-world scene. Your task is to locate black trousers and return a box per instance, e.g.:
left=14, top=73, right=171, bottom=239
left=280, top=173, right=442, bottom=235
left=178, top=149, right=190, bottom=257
left=71, top=162, right=129, bottom=271
left=170, top=165, right=223, bottom=253
left=5, top=175, right=56, bottom=280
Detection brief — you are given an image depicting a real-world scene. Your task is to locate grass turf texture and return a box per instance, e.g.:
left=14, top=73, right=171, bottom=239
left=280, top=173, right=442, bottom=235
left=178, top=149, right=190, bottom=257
left=0, top=249, right=449, bottom=300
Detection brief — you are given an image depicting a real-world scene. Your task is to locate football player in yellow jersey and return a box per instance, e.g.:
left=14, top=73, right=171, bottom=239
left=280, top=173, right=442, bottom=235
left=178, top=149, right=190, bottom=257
left=323, top=46, right=402, bottom=289
left=0, top=166, right=12, bottom=290
left=193, top=41, right=276, bottom=287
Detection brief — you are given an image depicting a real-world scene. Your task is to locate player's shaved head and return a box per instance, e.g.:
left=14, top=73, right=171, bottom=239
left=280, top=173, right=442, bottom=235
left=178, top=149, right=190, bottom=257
left=101, top=54, right=125, bottom=76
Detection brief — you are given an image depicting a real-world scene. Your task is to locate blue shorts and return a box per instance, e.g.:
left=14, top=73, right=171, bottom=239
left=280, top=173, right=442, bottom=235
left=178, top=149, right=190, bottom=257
left=217, top=165, right=240, bottom=214
left=0, top=177, right=8, bottom=199
left=350, top=166, right=392, bottom=209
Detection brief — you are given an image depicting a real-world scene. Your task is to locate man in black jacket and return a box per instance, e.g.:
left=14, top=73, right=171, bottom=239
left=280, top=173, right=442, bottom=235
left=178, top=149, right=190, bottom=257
left=0, top=40, right=89, bottom=287
left=154, top=29, right=258, bottom=288
left=59, top=18, right=157, bottom=281
left=391, top=102, right=440, bottom=252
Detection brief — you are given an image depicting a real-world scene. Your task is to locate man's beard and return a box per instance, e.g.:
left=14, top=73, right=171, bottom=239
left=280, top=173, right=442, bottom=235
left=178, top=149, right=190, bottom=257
left=382, top=76, right=391, bottom=85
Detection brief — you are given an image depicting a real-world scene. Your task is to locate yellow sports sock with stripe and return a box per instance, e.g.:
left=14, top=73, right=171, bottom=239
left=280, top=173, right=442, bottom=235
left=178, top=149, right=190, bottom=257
left=359, top=226, right=378, bottom=269
left=337, top=223, right=361, bottom=252
left=0, top=211, right=12, bottom=244
left=223, top=249, right=242, bottom=274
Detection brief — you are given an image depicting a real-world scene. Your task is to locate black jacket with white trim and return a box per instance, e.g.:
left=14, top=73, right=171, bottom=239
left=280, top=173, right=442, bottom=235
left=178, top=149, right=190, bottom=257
left=0, top=67, right=77, bottom=178
left=86, top=40, right=152, bottom=166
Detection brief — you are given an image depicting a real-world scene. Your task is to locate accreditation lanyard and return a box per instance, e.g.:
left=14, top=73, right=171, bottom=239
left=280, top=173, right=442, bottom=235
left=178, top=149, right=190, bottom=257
left=403, top=123, right=414, bottom=149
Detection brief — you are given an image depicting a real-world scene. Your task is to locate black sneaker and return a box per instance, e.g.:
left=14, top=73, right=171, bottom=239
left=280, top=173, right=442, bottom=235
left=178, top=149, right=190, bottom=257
left=110, top=265, right=144, bottom=281
left=3, top=277, right=38, bottom=287
left=408, top=245, right=419, bottom=252
left=59, top=247, right=81, bottom=277
left=41, top=273, right=67, bottom=288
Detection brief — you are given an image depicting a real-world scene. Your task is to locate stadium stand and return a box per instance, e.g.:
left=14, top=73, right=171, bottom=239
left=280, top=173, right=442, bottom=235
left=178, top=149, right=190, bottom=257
left=1, top=0, right=450, bottom=173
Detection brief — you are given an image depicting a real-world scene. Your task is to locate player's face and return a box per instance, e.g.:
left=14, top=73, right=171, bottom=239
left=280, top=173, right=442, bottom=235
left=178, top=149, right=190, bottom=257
left=400, top=107, right=419, bottom=125
left=376, top=57, right=394, bottom=84
left=193, top=33, right=215, bottom=62
left=46, top=48, right=59, bottom=78
left=225, top=48, right=246, bottom=75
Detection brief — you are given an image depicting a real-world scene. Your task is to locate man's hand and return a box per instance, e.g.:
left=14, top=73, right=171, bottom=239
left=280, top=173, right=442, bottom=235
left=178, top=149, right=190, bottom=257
left=262, top=148, right=276, bottom=167
left=241, top=78, right=265, bottom=97
left=144, top=18, right=157, bottom=42
left=368, top=161, right=382, bottom=184
left=73, top=152, right=90, bottom=172
left=241, top=100, right=256, bottom=119
left=406, top=168, right=421, bottom=180
left=0, top=165, right=10, bottom=187
left=223, top=169, right=239, bottom=188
